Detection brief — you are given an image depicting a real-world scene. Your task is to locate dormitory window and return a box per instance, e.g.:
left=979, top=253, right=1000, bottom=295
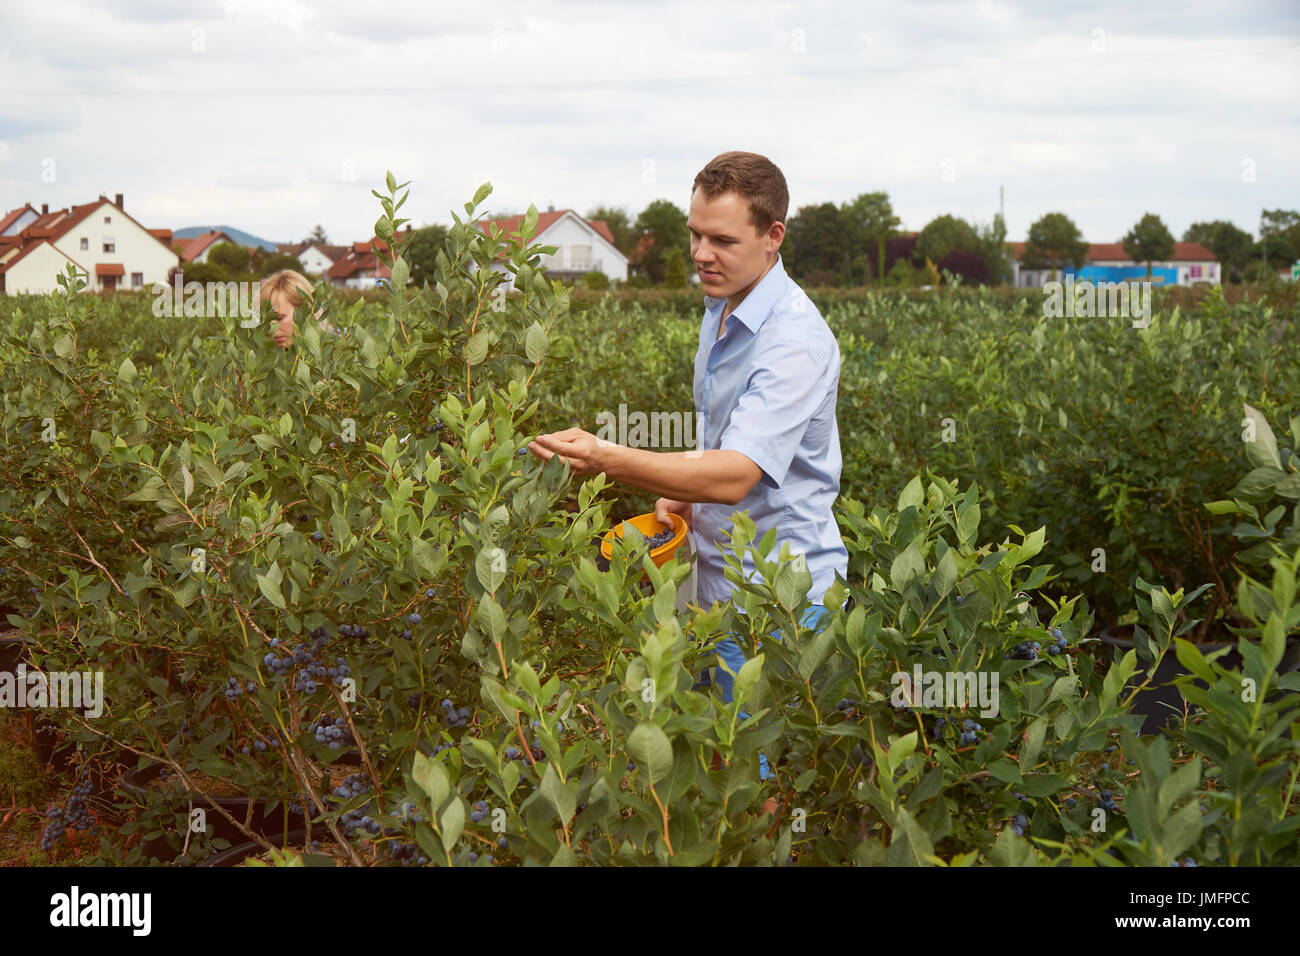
left=80, top=237, right=89, bottom=250
left=103, top=239, right=115, bottom=253
left=104, top=216, right=111, bottom=224
left=132, top=273, right=143, bottom=288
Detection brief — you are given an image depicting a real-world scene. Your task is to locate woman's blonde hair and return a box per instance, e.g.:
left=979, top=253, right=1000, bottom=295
left=260, top=269, right=315, bottom=310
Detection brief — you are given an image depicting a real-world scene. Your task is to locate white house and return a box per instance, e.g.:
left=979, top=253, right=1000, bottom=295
left=279, top=241, right=349, bottom=277
left=179, top=230, right=238, bottom=263
left=1008, top=241, right=1220, bottom=288
left=0, top=203, right=40, bottom=237
left=475, top=207, right=629, bottom=289
left=0, top=194, right=179, bottom=295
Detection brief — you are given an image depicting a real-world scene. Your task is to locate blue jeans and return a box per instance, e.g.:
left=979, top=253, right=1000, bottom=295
left=701, top=604, right=830, bottom=779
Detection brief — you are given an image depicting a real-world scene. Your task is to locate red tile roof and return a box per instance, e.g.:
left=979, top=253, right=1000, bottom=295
left=476, top=209, right=620, bottom=263
left=3, top=197, right=177, bottom=267
left=1007, top=240, right=1218, bottom=263
left=0, top=238, right=79, bottom=275
left=95, top=263, right=125, bottom=276
left=326, top=233, right=412, bottom=282
left=148, top=228, right=173, bottom=242
left=180, top=230, right=235, bottom=262
left=0, top=204, right=37, bottom=234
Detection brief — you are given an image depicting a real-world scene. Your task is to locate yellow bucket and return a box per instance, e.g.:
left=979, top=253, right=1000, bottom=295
left=600, top=512, right=689, bottom=568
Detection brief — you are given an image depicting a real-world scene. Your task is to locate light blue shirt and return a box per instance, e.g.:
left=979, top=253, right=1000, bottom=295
left=690, top=254, right=848, bottom=609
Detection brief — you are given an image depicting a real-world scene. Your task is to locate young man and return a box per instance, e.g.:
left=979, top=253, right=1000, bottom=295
left=529, top=149, right=848, bottom=709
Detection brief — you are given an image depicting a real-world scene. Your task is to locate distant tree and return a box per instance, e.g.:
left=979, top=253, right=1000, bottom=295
left=207, top=242, right=253, bottom=275
left=915, top=214, right=981, bottom=264
left=1260, top=208, right=1300, bottom=253
left=253, top=249, right=307, bottom=275
left=405, top=224, right=451, bottom=287
left=782, top=203, right=844, bottom=282
left=633, top=199, right=689, bottom=284
left=1122, top=212, right=1176, bottom=278
left=840, top=192, right=900, bottom=285
left=663, top=247, right=689, bottom=288
left=1250, top=235, right=1298, bottom=272
left=1183, top=220, right=1253, bottom=282
left=584, top=205, right=636, bottom=257
left=1023, top=212, right=1090, bottom=281
left=305, top=224, right=329, bottom=245
left=884, top=259, right=916, bottom=287
left=975, top=213, right=1010, bottom=284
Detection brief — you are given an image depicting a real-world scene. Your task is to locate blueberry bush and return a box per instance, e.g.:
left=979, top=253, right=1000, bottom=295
left=1, top=175, right=1298, bottom=866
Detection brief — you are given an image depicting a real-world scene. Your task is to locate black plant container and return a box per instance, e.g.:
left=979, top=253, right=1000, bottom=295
left=1096, top=627, right=1300, bottom=735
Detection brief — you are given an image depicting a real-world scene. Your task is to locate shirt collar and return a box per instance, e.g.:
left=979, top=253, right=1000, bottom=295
left=702, top=254, right=788, bottom=334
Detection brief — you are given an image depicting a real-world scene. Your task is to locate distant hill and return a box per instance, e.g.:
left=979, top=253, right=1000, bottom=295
left=172, top=226, right=282, bottom=251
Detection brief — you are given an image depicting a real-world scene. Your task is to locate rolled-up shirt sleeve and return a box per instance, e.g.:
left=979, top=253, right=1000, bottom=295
left=718, top=338, right=828, bottom=490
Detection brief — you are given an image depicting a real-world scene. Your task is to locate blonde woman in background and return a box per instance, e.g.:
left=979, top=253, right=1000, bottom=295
left=260, top=269, right=337, bottom=348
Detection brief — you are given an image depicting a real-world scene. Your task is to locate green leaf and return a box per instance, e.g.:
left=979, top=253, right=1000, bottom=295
left=439, top=798, right=465, bottom=853
left=539, top=763, right=577, bottom=825
left=885, top=807, right=935, bottom=866
left=897, top=475, right=923, bottom=511
left=525, top=321, right=549, bottom=363
left=118, top=357, right=138, bottom=384
left=411, top=751, right=448, bottom=808
left=390, top=256, right=410, bottom=290
left=733, top=654, right=763, bottom=708
left=475, top=595, right=507, bottom=643
left=1242, top=402, right=1282, bottom=471
left=465, top=331, right=490, bottom=366
left=256, top=572, right=286, bottom=609
left=1159, top=801, right=1203, bottom=860
left=890, top=540, right=924, bottom=588
left=411, top=537, right=441, bottom=577
left=475, top=546, right=507, bottom=593
left=1229, top=466, right=1286, bottom=503
left=933, top=548, right=957, bottom=599
left=626, top=722, right=673, bottom=783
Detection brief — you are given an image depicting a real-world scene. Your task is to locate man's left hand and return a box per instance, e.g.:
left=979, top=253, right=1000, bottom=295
left=528, top=428, right=609, bottom=478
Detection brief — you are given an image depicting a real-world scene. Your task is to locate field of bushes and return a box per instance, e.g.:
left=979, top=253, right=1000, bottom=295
left=1, top=177, right=1299, bottom=867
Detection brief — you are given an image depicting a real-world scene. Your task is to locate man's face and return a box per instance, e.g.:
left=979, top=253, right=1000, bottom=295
left=688, top=188, right=782, bottom=297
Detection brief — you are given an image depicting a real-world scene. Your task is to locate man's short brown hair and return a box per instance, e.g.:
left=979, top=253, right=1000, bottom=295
left=691, top=151, right=789, bottom=236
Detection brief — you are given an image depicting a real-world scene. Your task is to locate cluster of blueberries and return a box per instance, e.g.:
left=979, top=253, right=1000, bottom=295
left=1010, top=627, right=1070, bottom=661
left=389, top=839, right=429, bottom=866
left=1010, top=811, right=1030, bottom=837
left=311, top=714, right=354, bottom=751
left=40, top=779, right=97, bottom=853
left=1098, top=788, right=1119, bottom=812
left=441, top=699, right=471, bottom=728
left=640, top=527, right=677, bottom=550
left=263, top=629, right=352, bottom=696
left=222, top=676, right=258, bottom=701
left=239, top=736, right=278, bottom=755
left=959, top=718, right=982, bottom=746
left=334, top=774, right=382, bottom=836
left=505, top=737, right=545, bottom=762
left=470, top=800, right=490, bottom=824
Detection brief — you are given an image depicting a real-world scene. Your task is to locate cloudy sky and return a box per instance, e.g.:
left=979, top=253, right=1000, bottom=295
left=1, top=0, right=1296, bottom=246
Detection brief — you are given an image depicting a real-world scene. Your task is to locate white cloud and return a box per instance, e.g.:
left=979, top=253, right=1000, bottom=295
left=0, top=0, right=1295, bottom=245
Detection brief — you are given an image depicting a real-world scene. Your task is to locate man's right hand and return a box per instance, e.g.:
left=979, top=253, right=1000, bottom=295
left=654, top=497, right=693, bottom=531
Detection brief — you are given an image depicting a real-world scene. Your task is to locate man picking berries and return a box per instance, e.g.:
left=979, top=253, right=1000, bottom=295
left=529, top=152, right=849, bottom=747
